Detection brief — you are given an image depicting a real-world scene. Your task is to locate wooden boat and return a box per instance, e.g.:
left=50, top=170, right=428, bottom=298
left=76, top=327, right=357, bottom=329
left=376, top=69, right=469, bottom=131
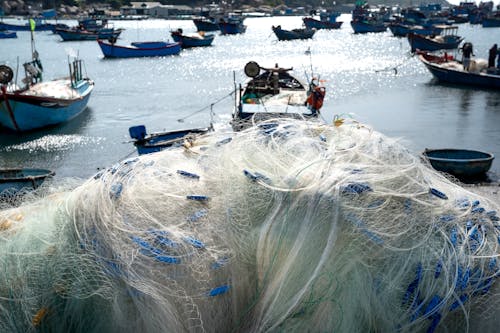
left=97, top=39, right=181, bottom=58
left=129, top=125, right=212, bottom=155
left=232, top=61, right=325, bottom=131
left=55, top=27, right=123, bottom=41
left=407, top=26, right=463, bottom=52
left=417, top=51, right=500, bottom=90
left=192, top=17, right=220, bottom=32
left=350, top=19, right=387, bottom=33
left=422, top=148, right=494, bottom=178
left=302, top=17, right=342, bottom=30
left=0, top=30, right=17, bottom=38
left=272, top=25, right=316, bottom=41
left=0, top=168, right=54, bottom=195
left=170, top=29, right=215, bottom=48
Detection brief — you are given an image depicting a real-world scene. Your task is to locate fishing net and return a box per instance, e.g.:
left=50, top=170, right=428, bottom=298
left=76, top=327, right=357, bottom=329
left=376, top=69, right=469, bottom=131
left=0, top=118, right=499, bottom=333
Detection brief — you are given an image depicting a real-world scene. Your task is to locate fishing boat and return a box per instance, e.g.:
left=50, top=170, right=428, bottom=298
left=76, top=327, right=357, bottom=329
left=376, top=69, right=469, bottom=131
left=55, top=27, right=123, bottom=41
left=0, top=29, right=94, bottom=132
left=417, top=51, right=500, bottom=89
left=232, top=61, right=325, bottom=131
left=0, top=20, right=54, bottom=31
left=97, top=39, right=181, bottom=58
left=128, top=125, right=212, bottom=155
left=218, top=18, right=246, bottom=35
left=192, top=17, right=220, bottom=32
left=170, top=29, right=215, bottom=48
left=0, top=30, right=16, bottom=38
left=481, top=16, right=500, bottom=27
left=272, top=25, right=316, bottom=41
left=0, top=168, right=54, bottom=195
left=422, top=148, right=494, bottom=179
left=350, top=19, right=387, bottom=33
left=302, top=16, right=343, bottom=30
left=388, top=22, right=443, bottom=37
left=407, top=26, right=463, bottom=52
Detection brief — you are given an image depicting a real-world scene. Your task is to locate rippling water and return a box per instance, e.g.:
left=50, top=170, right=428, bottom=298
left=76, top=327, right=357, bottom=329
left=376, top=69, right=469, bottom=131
left=1, top=15, right=499, bottom=179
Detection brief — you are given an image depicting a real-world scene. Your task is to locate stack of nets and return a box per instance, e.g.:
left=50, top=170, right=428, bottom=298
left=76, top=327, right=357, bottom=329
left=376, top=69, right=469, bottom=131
left=0, top=118, right=499, bottom=333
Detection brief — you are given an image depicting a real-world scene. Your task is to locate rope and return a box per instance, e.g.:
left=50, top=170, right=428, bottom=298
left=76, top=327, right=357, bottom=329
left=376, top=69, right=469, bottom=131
left=177, top=90, right=235, bottom=123
left=374, top=52, right=415, bottom=75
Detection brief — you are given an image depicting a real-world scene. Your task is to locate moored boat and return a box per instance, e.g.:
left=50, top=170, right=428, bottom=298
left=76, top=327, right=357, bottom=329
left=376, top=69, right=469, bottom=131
left=129, top=125, right=212, bottom=155
left=302, top=16, right=342, bottom=30
left=0, top=26, right=94, bottom=132
left=407, top=25, right=463, bottom=52
left=97, top=39, right=181, bottom=58
left=417, top=50, right=500, bottom=90
left=272, top=25, right=316, bottom=41
left=350, top=19, right=387, bottom=33
left=232, top=61, right=325, bottom=131
left=422, top=148, right=494, bottom=179
left=218, top=19, right=246, bottom=35
left=0, top=30, right=17, bottom=38
left=171, top=29, right=215, bottom=48
left=55, top=27, right=123, bottom=41
left=192, top=17, right=220, bottom=32
left=0, top=20, right=53, bottom=31
left=0, top=168, right=54, bottom=195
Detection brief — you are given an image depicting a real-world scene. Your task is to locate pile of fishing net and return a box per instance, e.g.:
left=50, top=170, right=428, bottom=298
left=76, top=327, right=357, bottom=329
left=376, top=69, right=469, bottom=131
left=1, top=118, right=499, bottom=333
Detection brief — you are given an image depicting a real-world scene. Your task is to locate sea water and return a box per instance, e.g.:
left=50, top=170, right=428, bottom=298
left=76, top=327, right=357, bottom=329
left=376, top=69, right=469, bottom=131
left=0, top=14, right=499, bottom=180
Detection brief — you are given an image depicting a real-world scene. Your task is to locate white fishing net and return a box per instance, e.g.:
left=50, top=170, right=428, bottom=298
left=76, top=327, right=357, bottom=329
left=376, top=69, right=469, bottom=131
left=0, top=118, right=499, bottom=333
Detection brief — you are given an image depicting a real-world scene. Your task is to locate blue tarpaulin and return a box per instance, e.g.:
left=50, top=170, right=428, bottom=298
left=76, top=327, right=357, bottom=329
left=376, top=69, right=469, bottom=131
left=42, top=9, right=57, bottom=18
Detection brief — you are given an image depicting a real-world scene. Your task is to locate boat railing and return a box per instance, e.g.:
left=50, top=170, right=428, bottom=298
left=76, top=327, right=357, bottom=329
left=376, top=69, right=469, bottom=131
left=69, top=58, right=84, bottom=88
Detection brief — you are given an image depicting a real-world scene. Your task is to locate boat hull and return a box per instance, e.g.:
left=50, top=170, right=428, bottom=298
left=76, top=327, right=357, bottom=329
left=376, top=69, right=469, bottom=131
left=0, top=79, right=94, bottom=131
left=0, top=30, right=17, bottom=38
left=482, top=17, right=500, bottom=27
left=98, top=40, right=181, bottom=58
left=0, top=168, right=54, bottom=195
left=0, top=22, right=54, bottom=31
left=423, top=149, right=494, bottom=178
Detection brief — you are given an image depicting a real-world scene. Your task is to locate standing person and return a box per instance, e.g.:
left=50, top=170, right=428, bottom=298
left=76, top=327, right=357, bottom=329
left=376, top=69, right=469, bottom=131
left=461, top=42, right=474, bottom=71
left=488, top=44, right=498, bottom=68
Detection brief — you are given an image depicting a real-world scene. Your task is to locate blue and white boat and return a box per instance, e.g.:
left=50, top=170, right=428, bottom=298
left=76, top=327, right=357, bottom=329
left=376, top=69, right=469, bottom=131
left=0, top=30, right=17, bottom=38
left=302, top=13, right=343, bottom=30
left=129, top=125, right=212, bottom=155
left=98, top=39, right=181, bottom=58
left=0, top=168, right=54, bottom=195
left=0, top=31, right=94, bottom=132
